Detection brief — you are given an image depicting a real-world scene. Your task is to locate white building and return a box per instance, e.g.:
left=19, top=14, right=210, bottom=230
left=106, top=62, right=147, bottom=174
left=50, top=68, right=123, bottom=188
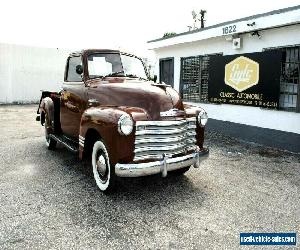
left=0, top=43, right=70, bottom=104
left=148, top=5, right=300, bottom=152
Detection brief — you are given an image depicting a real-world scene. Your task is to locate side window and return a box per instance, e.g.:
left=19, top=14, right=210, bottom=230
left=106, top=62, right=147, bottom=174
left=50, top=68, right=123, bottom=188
left=67, top=56, right=82, bottom=82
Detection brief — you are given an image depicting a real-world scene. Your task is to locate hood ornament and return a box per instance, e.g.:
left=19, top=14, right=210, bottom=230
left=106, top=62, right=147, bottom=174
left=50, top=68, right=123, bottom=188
left=160, top=108, right=185, bottom=117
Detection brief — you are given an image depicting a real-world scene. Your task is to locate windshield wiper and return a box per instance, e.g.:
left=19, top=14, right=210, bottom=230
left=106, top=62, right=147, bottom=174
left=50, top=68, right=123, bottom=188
left=104, top=71, right=125, bottom=77
left=125, top=74, right=148, bottom=81
left=90, top=76, right=104, bottom=80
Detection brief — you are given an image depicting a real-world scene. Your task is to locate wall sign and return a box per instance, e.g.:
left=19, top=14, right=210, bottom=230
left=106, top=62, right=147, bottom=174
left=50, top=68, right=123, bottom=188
left=208, top=51, right=282, bottom=108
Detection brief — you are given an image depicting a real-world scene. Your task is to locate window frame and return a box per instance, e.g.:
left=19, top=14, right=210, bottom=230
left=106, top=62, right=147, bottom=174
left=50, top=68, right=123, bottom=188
left=179, top=53, right=222, bottom=103
left=86, top=52, right=149, bottom=80
left=264, top=44, right=300, bottom=113
left=65, top=55, right=83, bottom=83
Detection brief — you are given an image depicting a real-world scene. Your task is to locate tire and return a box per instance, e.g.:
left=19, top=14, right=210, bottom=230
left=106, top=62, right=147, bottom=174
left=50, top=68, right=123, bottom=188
left=92, top=140, right=115, bottom=193
left=170, top=166, right=190, bottom=176
left=44, top=114, right=57, bottom=150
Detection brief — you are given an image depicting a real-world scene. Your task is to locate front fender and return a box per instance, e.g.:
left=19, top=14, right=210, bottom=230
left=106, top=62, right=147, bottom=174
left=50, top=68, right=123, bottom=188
left=80, top=106, right=148, bottom=164
left=183, top=103, right=206, bottom=148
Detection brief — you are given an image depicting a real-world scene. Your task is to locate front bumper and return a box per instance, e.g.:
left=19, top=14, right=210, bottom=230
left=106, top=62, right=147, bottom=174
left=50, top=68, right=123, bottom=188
left=115, top=147, right=209, bottom=177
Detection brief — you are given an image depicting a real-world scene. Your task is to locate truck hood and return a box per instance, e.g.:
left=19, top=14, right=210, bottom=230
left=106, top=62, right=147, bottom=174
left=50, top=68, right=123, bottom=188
left=87, top=79, right=184, bottom=120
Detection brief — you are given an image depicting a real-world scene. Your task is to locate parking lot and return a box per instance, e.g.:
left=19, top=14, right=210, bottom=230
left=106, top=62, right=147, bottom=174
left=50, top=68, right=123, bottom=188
left=0, top=105, right=299, bottom=249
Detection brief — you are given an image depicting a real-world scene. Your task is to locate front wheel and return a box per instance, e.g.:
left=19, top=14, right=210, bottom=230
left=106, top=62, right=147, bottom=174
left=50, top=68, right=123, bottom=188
left=92, top=140, right=115, bottom=193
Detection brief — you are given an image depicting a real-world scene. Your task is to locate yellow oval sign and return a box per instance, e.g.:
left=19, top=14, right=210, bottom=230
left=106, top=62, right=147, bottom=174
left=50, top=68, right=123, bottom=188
left=224, top=56, right=259, bottom=92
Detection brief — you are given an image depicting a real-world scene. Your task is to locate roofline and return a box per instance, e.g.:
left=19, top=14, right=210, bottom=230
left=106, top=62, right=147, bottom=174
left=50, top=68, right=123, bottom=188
left=69, top=49, right=121, bottom=56
left=69, top=49, right=142, bottom=59
left=148, top=4, right=300, bottom=43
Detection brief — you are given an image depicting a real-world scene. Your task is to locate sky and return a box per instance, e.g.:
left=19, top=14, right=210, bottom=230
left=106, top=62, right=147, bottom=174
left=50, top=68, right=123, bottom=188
left=0, top=0, right=299, bottom=57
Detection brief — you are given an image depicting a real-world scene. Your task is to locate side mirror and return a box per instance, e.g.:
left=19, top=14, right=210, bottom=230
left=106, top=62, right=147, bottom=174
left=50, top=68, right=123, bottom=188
left=76, top=65, right=83, bottom=75
left=153, top=75, right=157, bottom=83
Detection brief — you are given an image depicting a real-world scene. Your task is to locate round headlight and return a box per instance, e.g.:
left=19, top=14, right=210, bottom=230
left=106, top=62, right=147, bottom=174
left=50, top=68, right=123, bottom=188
left=197, top=109, right=208, bottom=127
left=118, top=114, right=133, bottom=135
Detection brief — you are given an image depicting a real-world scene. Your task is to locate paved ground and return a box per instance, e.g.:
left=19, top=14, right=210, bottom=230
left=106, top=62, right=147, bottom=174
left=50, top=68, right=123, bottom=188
left=0, top=105, right=299, bottom=250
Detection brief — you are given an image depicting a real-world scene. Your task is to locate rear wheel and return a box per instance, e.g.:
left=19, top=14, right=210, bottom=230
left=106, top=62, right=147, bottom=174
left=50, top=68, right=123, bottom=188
left=44, top=114, right=57, bottom=150
left=92, top=140, right=115, bottom=193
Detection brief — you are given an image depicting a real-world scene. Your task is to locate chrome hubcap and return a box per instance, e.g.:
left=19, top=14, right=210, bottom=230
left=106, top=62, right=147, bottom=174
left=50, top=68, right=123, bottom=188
left=96, top=155, right=107, bottom=176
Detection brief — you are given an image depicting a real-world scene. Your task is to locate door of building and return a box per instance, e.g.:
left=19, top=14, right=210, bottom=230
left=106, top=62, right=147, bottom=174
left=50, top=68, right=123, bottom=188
left=159, top=57, right=174, bottom=87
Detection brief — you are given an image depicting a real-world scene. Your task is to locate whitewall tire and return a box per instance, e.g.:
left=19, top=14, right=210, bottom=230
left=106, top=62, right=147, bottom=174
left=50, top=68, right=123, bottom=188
left=44, top=114, right=57, bottom=150
left=92, top=140, right=115, bottom=193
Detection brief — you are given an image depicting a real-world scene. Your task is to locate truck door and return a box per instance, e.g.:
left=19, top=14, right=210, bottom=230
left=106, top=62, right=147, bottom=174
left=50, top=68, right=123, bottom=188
left=60, top=56, right=87, bottom=138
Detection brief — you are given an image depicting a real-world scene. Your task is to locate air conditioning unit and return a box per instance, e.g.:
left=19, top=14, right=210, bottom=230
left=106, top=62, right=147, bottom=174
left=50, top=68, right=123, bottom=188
left=232, top=38, right=241, bottom=49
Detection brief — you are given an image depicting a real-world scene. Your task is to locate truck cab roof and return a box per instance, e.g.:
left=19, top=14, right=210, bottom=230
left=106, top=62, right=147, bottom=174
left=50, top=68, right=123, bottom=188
left=69, top=49, right=137, bottom=58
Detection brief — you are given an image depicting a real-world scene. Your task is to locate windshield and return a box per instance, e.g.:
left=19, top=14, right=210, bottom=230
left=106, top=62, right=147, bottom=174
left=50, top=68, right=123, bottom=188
left=87, top=53, right=147, bottom=80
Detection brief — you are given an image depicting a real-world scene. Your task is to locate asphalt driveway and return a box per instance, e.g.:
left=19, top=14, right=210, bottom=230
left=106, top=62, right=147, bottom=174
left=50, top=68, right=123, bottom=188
left=0, top=105, right=299, bottom=249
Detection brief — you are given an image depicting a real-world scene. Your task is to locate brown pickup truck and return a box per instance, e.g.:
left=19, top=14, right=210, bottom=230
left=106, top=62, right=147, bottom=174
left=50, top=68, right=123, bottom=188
left=37, top=49, right=209, bottom=193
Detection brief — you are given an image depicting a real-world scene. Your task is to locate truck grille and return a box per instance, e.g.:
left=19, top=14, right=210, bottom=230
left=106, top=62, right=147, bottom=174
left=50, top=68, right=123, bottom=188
left=134, top=117, right=197, bottom=161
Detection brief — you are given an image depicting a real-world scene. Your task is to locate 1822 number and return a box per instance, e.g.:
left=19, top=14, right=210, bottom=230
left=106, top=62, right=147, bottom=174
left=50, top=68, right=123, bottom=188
left=222, top=25, right=236, bottom=35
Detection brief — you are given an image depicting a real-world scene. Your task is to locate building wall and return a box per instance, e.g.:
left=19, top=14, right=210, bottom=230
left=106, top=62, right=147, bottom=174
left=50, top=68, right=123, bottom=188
left=0, top=43, right=71, bottom=103
left=152, top=25, right=300, bottom=134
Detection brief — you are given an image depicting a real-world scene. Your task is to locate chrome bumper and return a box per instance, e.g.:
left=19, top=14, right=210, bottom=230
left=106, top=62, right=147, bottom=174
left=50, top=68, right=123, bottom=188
left=115, top=148, right=209, bottom=177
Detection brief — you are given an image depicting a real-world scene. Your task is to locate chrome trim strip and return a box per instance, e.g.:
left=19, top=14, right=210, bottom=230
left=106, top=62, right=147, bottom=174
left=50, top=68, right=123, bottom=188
left=79, top=135, right=84, bottom=147
left=134, top=118, right=197, bottom=161
left=134, top=142, right=196, bottom=153
left=160, top=108, right=185, bottom=117
left=133, top=146, right=197, bottom=161
left=115, top=148, right=209, bottom=177
left=162, top=153, right=168, bottom=177
left=135, top=135, right=196, bottom=145
left=136, top=127, right=195, bottom=136
left=49, top=134, right=78, bottom=153
left=135, top=117, right=196, bottom=127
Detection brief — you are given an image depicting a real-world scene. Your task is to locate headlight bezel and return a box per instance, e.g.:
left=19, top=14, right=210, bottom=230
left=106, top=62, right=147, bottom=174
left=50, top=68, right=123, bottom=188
left=118, top=114, right=134, bottom=135
left=197, top=109, right=208, bottom=127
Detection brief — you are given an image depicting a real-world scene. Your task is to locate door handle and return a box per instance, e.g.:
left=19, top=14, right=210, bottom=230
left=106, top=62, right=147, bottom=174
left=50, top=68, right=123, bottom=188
left=88, top=99, right=100, bottom=107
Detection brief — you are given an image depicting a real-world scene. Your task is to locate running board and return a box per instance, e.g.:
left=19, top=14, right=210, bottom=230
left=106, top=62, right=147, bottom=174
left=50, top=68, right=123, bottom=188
left=49, top=134, right=79, bottom=153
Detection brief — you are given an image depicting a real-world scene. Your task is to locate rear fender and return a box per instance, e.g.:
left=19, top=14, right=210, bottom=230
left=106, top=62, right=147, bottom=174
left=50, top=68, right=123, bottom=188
left=39, top=97, right=54, bottom=131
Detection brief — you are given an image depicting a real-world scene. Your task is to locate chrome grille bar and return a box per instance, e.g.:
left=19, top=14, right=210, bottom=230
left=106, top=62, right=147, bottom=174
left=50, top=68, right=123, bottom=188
left=134, top=117, right=197, bottom=161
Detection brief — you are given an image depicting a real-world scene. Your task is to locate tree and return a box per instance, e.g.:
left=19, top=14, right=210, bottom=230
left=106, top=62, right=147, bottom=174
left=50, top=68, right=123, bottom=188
left=187, top=9, right=207, bottom=31
left=163, top=32, right=177, bottom=38
left=200, top=9, right=207, bottom=28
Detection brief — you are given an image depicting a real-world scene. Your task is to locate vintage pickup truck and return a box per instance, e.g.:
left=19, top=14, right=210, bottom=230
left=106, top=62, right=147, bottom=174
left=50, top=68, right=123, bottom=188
left=37, top=49, right=209, bottom=192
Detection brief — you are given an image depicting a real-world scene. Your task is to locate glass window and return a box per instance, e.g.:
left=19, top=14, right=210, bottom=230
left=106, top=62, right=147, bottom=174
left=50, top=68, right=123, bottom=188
left=87, top=53, right=147, bottom=80
left=266, top=46, right=300, bottom=112
left=121, top=54, right=147, bottom=80
left=88, top=53, right=123, bottom=79
left=67, top=56, right=82, bottom=82
left=180, top=54, right=222, bottom=103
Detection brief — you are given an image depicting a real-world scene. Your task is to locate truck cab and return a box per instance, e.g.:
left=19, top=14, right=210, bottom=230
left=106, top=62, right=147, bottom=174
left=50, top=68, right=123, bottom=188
left=37, top=49, right=209, bottom=193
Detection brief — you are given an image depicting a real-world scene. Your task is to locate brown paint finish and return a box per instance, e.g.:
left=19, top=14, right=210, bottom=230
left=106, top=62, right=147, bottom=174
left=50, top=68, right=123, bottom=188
left=86, top=79, right=180, bottom=120
left=80, top=106, right=139, bottom=164
left=39, top=49, right=207, bottom=164
left=60, top=82, right=87, bottom=138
